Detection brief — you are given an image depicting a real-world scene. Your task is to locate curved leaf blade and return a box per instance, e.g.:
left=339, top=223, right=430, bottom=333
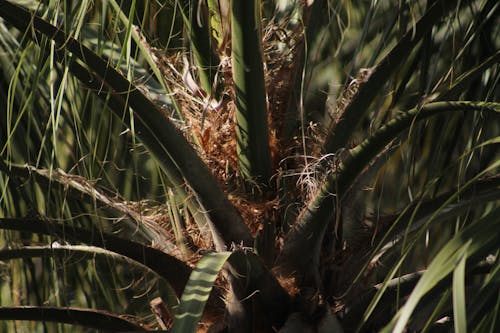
left=171, top=251, right=231, bottom=333
left=0, top=306, right=142, bottom=331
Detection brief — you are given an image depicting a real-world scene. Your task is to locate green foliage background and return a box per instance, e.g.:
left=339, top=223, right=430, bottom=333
left=0, top=0, right=498, bottom=332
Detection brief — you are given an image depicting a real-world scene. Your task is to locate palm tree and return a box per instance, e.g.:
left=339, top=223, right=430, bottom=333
left=0, top=0, right=498, bottom=332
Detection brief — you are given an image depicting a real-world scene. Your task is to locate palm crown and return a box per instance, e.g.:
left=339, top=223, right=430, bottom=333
left=0, top=0, right=498, bottom=332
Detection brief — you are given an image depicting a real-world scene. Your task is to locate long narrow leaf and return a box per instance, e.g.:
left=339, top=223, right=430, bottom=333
left=232, top=0, right=272, bottom=184
left=171, top=251, right=231, bottom=333
left=0, top=306, right=143, bottom=331
left=453, top=252, right=468, bottom=333
left=178, top=0, right=219, bottom=94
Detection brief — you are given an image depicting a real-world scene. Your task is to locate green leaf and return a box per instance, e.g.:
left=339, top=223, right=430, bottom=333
left=232, top=0, right=272, bottom=185
left=0, top=306, right=142, bottom=331
left=171, top=251, right=232, bottom=333
left=453, top=251, right=468, bottom=333
left=178, top=0, right=219, bottom=95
